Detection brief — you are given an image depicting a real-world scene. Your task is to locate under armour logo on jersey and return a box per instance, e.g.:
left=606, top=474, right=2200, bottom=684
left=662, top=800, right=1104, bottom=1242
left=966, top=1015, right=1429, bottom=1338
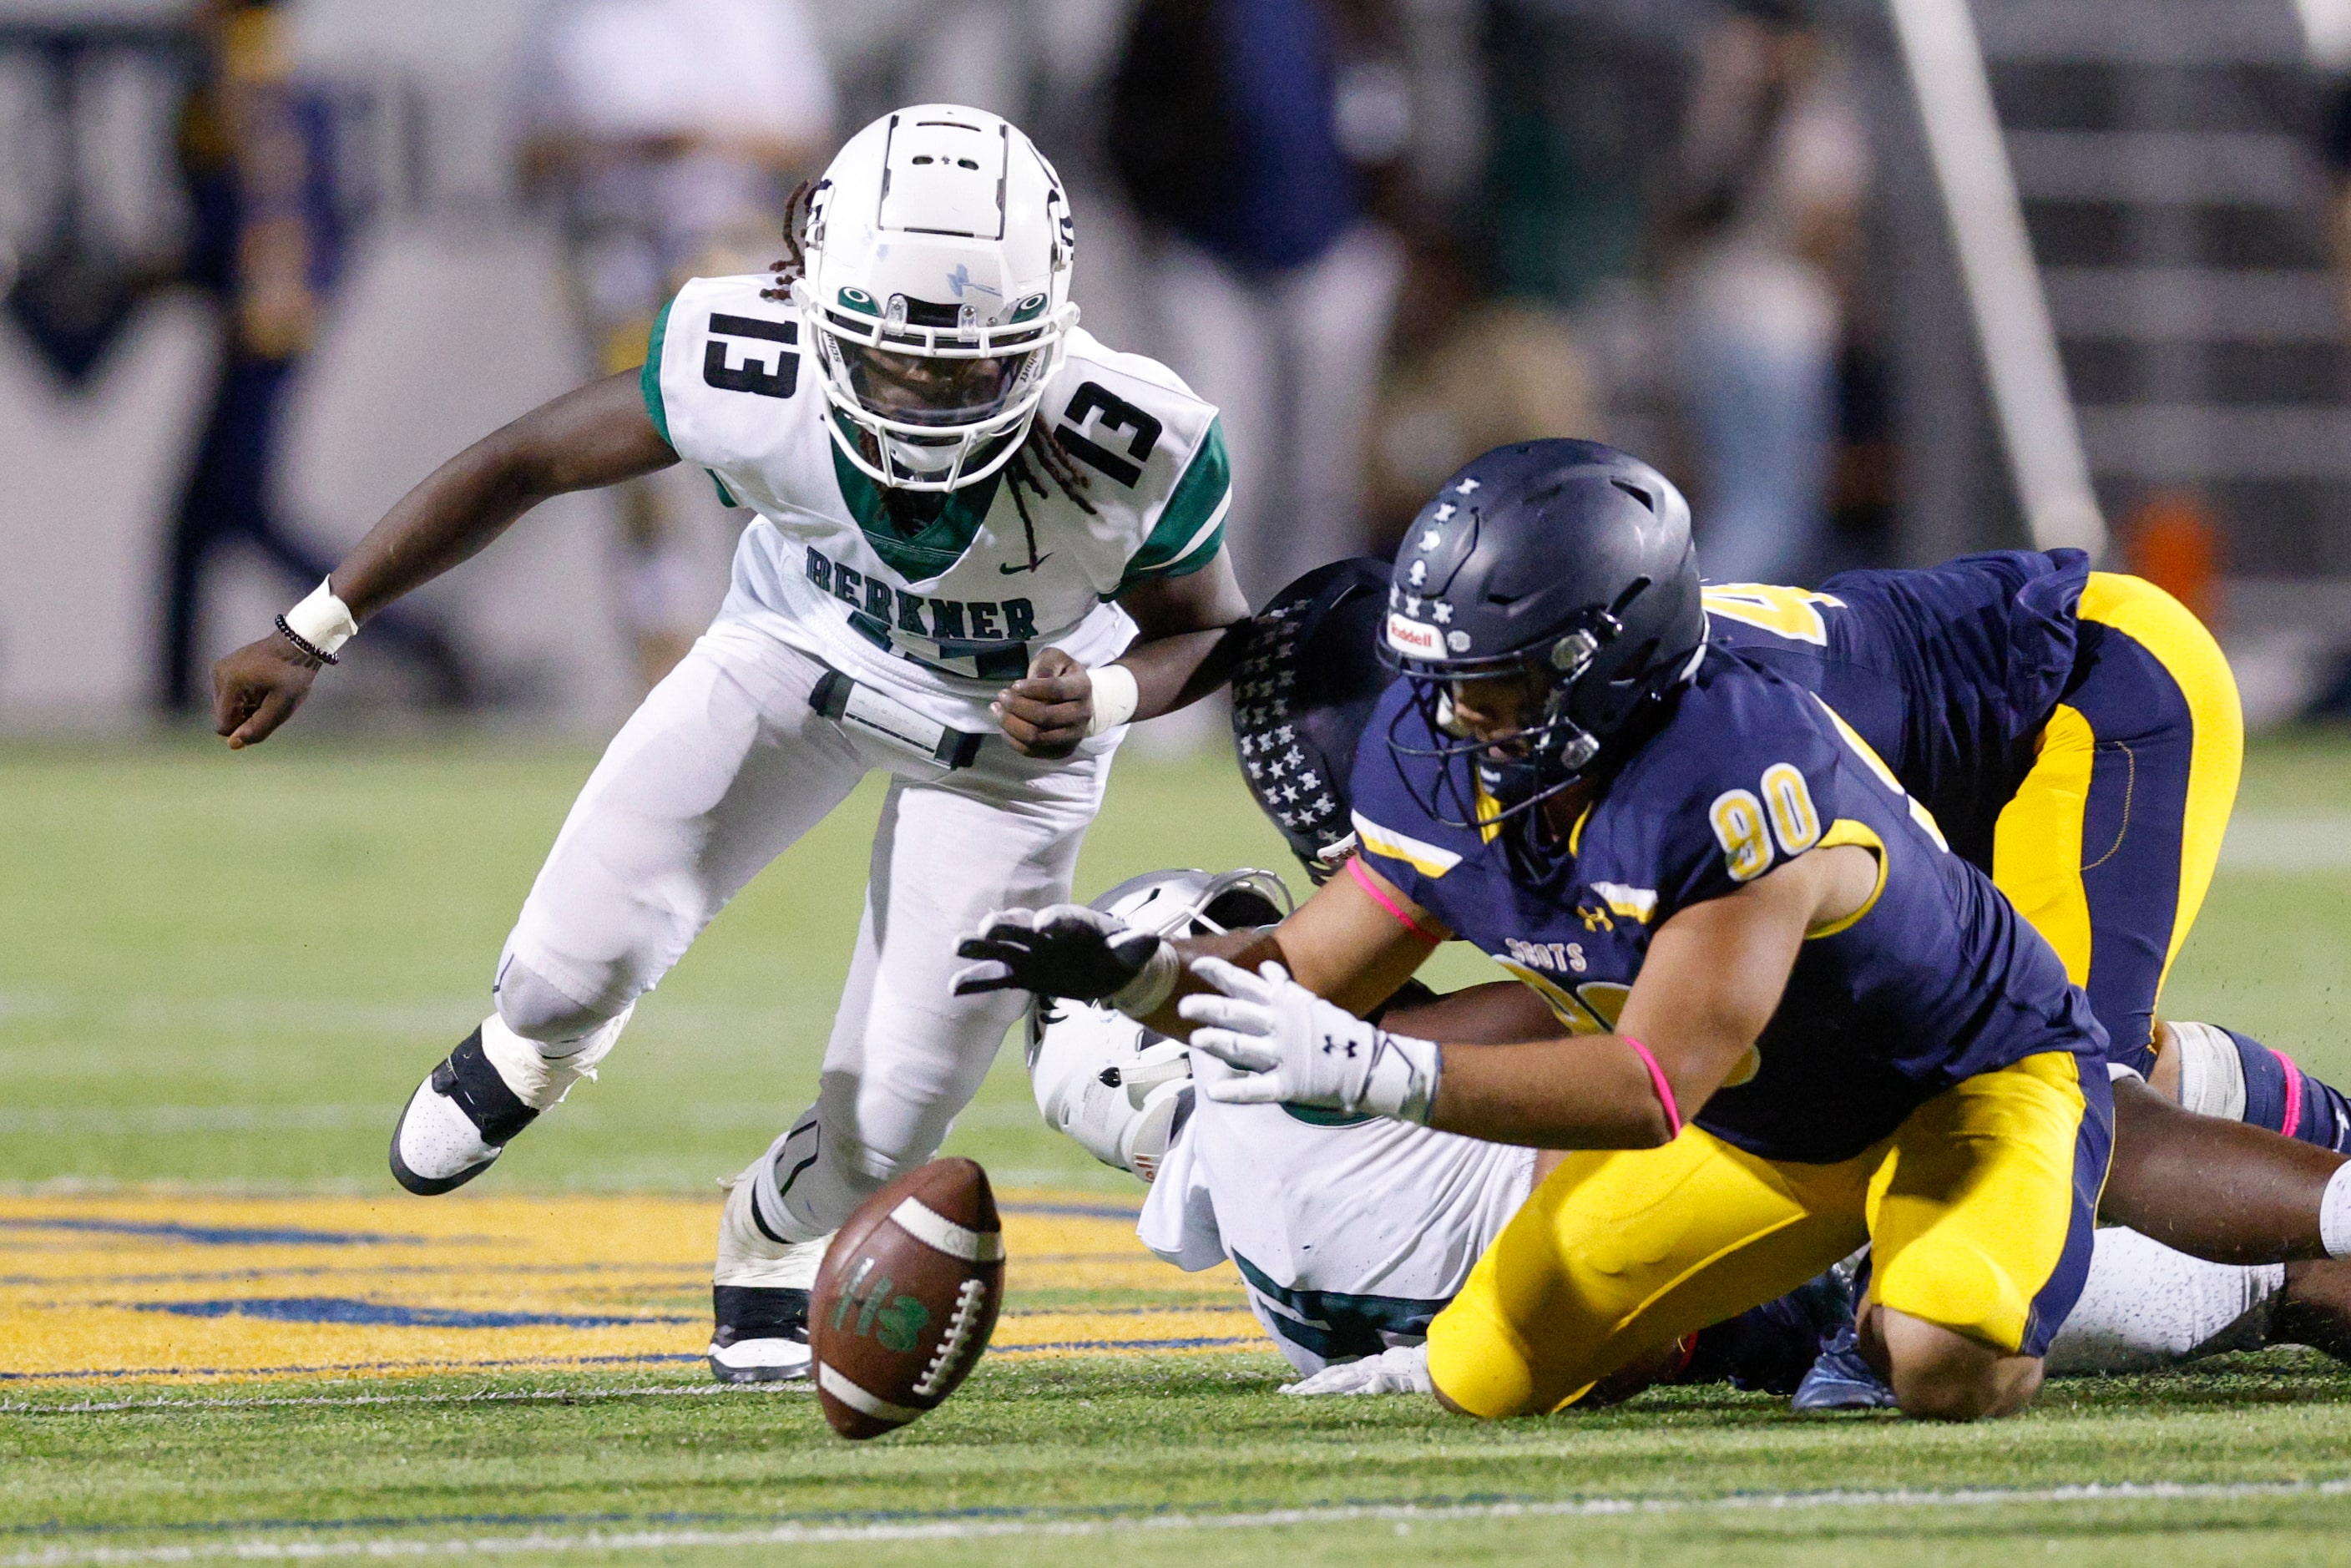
left=1318, top=1033, right=1358, bottom=1059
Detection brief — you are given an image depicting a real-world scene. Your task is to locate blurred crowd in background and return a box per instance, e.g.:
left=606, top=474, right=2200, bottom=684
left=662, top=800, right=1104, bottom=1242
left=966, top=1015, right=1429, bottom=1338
left=10, top=0, right=2351, bottom=732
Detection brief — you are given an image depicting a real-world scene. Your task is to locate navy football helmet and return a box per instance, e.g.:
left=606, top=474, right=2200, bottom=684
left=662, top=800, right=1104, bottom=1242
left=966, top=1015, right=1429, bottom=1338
left=1229, top=558, right=1394, bottom=879
left=1379, top=440, right=1705, bottom=832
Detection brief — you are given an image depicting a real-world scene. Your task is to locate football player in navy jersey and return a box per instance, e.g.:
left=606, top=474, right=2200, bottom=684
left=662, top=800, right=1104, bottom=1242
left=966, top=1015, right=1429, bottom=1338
left=961, top=441, right=2122, bottom=1421
left=1218, top=554, right=2351, bottom=1408
left=1701, top=556, right=2350, bottom=1148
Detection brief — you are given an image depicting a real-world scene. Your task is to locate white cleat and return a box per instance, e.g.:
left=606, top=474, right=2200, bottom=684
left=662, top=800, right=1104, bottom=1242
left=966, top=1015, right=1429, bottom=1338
left=388, top=1013, right=624, bottom=1196
left=388, top=1029, right=536, bottom=1196
left=708, top=1154, right=833, bottom=1384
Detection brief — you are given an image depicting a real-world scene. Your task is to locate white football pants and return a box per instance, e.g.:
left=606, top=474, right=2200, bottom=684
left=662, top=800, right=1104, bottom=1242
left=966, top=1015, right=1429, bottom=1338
left=498, top=620, right=1116, bottom=1236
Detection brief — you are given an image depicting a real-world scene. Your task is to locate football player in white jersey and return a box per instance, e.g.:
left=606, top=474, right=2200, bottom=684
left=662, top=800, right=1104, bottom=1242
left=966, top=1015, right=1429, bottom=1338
left=209, top=106, right=1249, bottom=1383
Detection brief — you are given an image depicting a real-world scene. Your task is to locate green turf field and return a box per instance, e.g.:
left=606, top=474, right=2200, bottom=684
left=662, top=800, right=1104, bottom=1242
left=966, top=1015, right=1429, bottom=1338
left=7, top=731, right=2351, bottom=1564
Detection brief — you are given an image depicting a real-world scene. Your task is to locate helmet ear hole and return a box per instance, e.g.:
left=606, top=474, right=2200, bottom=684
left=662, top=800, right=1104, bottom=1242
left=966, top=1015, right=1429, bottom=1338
left=1201, top=888, right=1283, bottom=931
left=1609, top=639, right=1662, bottom=686
left=1611, top=478, right=1656, bottom=511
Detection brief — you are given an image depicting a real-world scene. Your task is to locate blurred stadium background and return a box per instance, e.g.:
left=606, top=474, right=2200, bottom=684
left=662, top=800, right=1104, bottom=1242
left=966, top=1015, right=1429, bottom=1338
left=18, top=0, right=2351, bottom=734
left=1, top=0, right=2349, bottom=1216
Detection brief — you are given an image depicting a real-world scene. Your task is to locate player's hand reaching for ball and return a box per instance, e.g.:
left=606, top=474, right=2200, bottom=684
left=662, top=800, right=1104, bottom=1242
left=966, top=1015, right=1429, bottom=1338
left=1181, top=958, right=1443, bottom=1123
left=212, top=635, right=324, bottom=750
left=993, top=647, right=1091, bottom=759
left=952, top=904, right=1176, bottom=1012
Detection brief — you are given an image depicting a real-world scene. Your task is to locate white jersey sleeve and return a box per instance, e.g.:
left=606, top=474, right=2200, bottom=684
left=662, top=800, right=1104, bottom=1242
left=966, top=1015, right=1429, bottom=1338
left=642, top=280, right=1231, bottom=729
left=1136, top=1099, right=1228, bottom=1272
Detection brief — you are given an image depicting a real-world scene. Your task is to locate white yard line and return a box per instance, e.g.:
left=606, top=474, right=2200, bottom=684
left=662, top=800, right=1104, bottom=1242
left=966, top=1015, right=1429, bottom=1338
left=0, top=1384, right=796, bottom=1415
left=6, top=1478, right=2348, bottom=1564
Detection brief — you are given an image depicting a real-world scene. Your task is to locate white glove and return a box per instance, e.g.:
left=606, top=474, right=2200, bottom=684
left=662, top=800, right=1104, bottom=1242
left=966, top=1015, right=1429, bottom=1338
left=1280, top=1343, right=1433, bottom=1396
left=1177, top=957, right=1441, bottom=1122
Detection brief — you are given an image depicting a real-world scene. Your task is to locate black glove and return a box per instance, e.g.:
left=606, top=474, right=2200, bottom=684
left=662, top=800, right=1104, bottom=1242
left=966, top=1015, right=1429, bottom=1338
left=952, top=904, right=1171, bottom=1006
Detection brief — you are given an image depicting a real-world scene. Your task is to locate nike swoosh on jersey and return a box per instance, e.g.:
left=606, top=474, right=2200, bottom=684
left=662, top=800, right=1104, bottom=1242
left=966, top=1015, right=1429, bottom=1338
left=1000, top=555, right=1054, bottom=574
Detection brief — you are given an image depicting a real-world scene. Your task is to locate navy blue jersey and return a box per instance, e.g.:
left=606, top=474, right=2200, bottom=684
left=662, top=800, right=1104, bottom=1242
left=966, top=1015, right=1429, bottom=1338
left=1701, top=549, right=2091, bottom=869
left=1348, top=650, right=2106, bottom=1163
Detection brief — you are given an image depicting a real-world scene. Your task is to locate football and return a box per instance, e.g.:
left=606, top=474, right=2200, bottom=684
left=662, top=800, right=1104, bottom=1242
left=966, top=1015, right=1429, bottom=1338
left=809, top=1156, right=1006, bottom=1439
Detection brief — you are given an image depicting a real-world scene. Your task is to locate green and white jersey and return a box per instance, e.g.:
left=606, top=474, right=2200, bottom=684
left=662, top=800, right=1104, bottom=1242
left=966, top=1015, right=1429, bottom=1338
left=644, top=274, right=1231, bottom=731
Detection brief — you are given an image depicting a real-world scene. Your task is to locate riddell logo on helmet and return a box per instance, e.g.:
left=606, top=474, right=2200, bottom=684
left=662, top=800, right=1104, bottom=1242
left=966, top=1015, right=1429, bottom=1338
left=1386, top=613, right=1442, bottom=657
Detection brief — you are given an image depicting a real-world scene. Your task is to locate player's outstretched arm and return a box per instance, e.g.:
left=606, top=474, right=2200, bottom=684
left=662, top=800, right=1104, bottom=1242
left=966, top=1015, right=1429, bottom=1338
left=211, top=372, right=678, bottom=748
left=951, top=851, right=1440, bottom=1024
left=991, top=546, right=1250, bottom=758
left=1182, top=842, right=1878, bottom=1147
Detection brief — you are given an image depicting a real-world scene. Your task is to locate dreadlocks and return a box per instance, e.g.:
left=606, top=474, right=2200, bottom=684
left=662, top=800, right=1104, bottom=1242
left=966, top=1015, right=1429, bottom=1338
left=756, top=180, right=817, bottom=305
left=761, top=186, right=1095, bottom=518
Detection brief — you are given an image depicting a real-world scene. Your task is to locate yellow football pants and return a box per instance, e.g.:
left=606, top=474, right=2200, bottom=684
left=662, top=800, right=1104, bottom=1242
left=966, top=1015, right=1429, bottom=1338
left=1427, top=1052, right=2109, bottom=1418
left=1990, top=573, right=2242, bottom=1068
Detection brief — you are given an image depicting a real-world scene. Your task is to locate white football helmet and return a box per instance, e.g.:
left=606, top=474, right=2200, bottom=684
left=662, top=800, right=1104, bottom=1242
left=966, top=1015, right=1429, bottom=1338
left=792, top=104, right=1079, bottom=492
left=1025, top=869, right=1293, bottom=1181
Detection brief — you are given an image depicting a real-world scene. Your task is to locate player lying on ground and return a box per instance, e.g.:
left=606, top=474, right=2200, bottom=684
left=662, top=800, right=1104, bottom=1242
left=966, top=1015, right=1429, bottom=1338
left=963, top=440, right=2125, bottom=1422
left=1028, top=874, right=2351, bottom=1396
left=209, top=105, right=1247, bottom=1384
left=1223, top=553, right=2351, bottom=1409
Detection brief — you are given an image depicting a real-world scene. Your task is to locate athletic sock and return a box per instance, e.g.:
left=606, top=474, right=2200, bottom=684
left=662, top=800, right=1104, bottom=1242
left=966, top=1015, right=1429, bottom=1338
left=2229, top=1027, right=2351, bottom=1153
left=2045, top=1227, right=2283, bottom=1374
left=2172, top=1021, right=2351, bottom=1153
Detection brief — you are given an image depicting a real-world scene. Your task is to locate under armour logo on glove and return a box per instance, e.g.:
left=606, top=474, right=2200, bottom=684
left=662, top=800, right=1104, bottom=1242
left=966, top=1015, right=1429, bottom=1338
left=1181, top=959, right=1441, bottom=1123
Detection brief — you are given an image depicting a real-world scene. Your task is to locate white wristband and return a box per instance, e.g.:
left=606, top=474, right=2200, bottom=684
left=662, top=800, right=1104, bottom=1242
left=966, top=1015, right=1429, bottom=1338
left=1363, top=1032, right=1443, bottom=1124
left=286, top=578, right=358, bottom=656
left=1085, top=662, right=1140, bottom=736
left=1108, top=938, right=1180, bottom=1019
left=2322, top=1163, right=2351, bottom=1258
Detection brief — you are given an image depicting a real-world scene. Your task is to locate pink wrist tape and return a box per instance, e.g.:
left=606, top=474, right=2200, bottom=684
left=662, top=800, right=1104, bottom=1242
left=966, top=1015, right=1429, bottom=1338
left=1622, top=1034, right=1682, bottom=1138
left=1347, top=856, right=1444, bottom=943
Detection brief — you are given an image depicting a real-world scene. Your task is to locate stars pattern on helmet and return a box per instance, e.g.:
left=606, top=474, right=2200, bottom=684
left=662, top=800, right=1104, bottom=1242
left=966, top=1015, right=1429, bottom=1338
left=1234, top=608, right=1339, bottom=833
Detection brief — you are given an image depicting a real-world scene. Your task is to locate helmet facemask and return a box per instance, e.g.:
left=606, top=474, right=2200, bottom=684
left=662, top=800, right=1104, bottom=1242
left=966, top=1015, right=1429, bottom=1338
left=1021, top=867, right=1293, bottom=1181
left=1383, top=607, right=1622, bottom=839
left=798, top=276, right=1076, bottom=491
